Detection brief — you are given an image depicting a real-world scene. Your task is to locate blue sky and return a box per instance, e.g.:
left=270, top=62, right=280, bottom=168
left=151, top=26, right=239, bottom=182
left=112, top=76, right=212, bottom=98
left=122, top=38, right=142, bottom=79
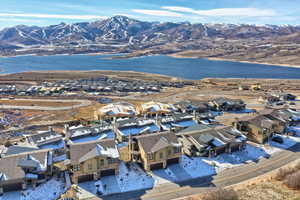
left=0, top=0, right=299, bottom=29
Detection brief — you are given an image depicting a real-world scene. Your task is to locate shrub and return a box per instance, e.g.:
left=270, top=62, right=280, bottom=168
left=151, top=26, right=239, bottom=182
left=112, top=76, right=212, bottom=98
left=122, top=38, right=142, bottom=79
left=284, top=171, right=300, bottom=189
left=275, top=167, right=297, bottom=181
left=202, top=188, right=239, bottom=200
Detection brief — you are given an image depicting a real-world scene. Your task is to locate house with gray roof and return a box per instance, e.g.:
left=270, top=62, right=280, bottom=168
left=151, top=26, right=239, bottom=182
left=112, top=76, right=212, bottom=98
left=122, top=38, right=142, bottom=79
left=178, top=124, right=246, bottom=157
left=0, top=149, right=52, bottom=194
left=210, top=97, right=246, bottom=111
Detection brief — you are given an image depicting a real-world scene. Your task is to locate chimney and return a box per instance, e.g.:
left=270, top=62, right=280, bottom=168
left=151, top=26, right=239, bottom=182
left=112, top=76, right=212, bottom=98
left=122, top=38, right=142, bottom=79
left=64, top=124, right=70, bottom=140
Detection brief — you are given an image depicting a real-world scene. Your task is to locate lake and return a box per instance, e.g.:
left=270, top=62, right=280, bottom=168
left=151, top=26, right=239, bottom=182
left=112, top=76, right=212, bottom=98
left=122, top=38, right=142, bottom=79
left=1, top=54, right=300, bottom=80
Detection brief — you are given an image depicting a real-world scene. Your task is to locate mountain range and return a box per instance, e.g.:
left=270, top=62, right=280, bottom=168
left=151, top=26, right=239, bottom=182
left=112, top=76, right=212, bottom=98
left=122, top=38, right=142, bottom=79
left=1, top=16, right=300, bottom=66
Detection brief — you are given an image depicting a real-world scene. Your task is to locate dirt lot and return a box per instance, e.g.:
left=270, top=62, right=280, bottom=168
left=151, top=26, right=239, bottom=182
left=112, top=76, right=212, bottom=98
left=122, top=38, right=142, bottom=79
left=0, top=70, right=180, bottom=82
left=0, top=100, right=80, bottom=107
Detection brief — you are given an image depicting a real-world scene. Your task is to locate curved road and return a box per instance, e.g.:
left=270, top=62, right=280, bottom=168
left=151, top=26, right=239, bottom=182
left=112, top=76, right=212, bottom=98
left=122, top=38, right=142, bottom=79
left=100, top=143, right=300, bottom=200
left=0, top=98, right=91, bottom=111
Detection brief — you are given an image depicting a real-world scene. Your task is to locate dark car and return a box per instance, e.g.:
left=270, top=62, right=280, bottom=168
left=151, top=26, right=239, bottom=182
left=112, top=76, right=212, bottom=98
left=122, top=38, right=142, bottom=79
left=272, top=136, right=284, bottom=144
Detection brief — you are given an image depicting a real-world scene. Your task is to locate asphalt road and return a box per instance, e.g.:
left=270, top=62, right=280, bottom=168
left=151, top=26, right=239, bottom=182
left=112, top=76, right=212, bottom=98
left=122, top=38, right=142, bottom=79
left=99, top=143, right=300, bottom=200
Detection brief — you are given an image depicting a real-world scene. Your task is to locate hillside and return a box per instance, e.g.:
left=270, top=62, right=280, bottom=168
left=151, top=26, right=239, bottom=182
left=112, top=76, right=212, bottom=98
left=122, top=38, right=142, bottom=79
left=1, top=16, right=300, bottom=66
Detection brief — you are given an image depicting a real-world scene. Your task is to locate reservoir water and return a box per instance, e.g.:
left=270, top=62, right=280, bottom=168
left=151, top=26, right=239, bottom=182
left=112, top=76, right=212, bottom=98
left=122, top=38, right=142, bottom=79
left=1, top=54, right=300, bottom=80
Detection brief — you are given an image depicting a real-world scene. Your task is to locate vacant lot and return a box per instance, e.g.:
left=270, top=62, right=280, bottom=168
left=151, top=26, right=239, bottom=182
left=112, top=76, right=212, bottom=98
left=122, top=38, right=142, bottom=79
left=0, top=100, right=80, bottom=107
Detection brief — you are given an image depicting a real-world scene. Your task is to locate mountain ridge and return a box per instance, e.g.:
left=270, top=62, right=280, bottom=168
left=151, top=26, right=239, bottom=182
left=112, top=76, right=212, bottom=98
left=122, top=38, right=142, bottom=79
left=1, top=15, right=300, bottom=67
left=1, top=15, right=300, bottom=47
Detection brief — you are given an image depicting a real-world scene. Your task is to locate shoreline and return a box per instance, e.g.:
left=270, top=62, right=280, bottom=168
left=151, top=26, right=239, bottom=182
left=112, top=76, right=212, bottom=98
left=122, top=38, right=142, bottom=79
left=168, top=54, right=300, bottom=69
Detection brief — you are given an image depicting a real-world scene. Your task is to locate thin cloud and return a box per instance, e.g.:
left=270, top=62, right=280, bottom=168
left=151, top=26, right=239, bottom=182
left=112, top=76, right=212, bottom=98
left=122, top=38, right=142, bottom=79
left=0, top=13, right=106, bottom=20
left=162, top=6, right=276, bottom=17
left=132, top=9, right=183, bottom=17
left=0, top=18, right=42, bottom=23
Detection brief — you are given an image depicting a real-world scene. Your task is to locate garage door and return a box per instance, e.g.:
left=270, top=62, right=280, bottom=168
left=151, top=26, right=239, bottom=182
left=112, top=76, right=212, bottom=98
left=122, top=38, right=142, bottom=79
left=231, top=144, right=240, bottom=152
left=77, top=174, right=94, bottom=183
left=167, top=158, right=179, bottom=165
left=150, top=162, right=164, bottom=170
left=100, top=169, right=115, bottom=177
left=2, top=182, right=23, bottom=192
left=216, top=147, right=226, bottom=155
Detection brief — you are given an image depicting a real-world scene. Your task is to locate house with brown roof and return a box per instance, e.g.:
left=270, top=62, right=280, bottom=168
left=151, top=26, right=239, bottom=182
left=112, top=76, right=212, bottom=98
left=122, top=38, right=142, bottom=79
left=0, top=149, right=52, bottom=194
left=233, top=114, right=279, bottom=144
left=129, top=132, right=182, bottom=171
left=67, top=139, right=120, bottom=183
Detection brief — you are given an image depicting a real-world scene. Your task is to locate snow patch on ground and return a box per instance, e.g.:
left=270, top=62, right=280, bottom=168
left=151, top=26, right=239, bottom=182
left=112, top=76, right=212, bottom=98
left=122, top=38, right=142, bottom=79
left=259, top=134, right=300, bottom=155
left=181, top=155, right=216, bottom=178
left=80, top=162, right=154, bottom=196
left=114, top=162, right=153, bottom=193
left=0, top=178, right=66, bottom=200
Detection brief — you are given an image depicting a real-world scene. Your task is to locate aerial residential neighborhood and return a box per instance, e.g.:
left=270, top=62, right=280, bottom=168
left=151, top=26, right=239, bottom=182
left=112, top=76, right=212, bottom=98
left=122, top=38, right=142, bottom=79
left=1, top=85, right=300, bottom=200
left=1, top=0, right=300, bottom=200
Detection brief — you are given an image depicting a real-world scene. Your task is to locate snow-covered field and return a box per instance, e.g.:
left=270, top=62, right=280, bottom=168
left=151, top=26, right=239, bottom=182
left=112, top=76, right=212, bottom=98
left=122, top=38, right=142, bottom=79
left=0, top=178, right=66, bottom=200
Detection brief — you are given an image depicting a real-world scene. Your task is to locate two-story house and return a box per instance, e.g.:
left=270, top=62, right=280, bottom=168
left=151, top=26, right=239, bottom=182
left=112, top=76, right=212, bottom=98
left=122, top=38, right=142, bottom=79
left=0, top=149, right=52, bottom=195
left=129, top=132, right=182, bottom=171
left=68, top=139, right=120, bottom=183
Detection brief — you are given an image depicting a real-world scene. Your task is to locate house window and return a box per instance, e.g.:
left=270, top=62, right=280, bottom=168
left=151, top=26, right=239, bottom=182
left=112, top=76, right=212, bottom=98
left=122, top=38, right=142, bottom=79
left=147, top=153, right=153, bottom=160
left=159, top=152, right=164, bottom=159
left=173, top=147, right=181, bottom=154
left=101, top=159, right=105, bottom=165
left=107, top=158, right=114, bottom=164
left=73, top=165, right=80, bottom=171
left=88, top=163, right=93, bottom=170
left=167, top=149, right=172, bottom=156
left=97, top=159, right=101, bottom=169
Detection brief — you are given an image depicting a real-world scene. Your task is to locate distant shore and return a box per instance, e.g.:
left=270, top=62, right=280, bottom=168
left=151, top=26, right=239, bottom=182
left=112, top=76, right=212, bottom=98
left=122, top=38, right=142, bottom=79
left=168, top=54, right=300, bottom=69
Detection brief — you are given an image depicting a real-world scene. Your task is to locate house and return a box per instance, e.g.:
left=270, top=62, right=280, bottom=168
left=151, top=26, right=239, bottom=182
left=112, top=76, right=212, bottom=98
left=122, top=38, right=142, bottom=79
left=25, top=127, right=65, bottom=156
left=160, top=113, right=197, bottom=131
left=67, top=139, right=120, bottom=183
left=178, top=124, right=246, bottom=157
left=238, top=85, right=250, bottom=91
left=209, top=97, right=246, bottom=111
left=174, top=100, right=210, bottom=114
left=64, top=123, right=114, bottom=144
left=259, top=109, right=289, bottom=132
left=258, top=95, right=280, bottom=104
left=0, top=149, right=52, bottom=194
left=261, top=108, right=300, bottom=127
left=114, top=118, right=159, bottom=142
left=271, top=92, right=296, bottom=101
left=129, top=132, right=182, bottom=171
left=138, top=101, right=176, bottom=117
left=251, top=84, right=261, bottom=91
left=94, top=102, right=136, bottom=121
left=233, top=114, right=279, bottom=144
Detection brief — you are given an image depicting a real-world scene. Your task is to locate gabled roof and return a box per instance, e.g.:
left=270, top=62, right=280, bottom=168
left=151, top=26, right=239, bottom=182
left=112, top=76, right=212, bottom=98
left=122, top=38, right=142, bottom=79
left=26, top=129, right=62, bottom=146
left=135, top=132, right=180, bottom=153
left=5, top=145, right=39, bottom=156
left=0, top=149, right=49, bottom=182
left=151, top=137, right=171, bottom=152
left=181, top=124, right=245, bottom=149
left=69, top=139, right=119, bottom=165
